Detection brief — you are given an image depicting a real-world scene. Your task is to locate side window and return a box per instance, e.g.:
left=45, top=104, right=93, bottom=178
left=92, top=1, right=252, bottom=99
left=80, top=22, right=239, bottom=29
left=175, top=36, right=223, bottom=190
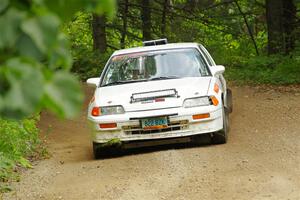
left=194, top=50, right=210, bottom=76
left=198, top=45, right=216, bottom=66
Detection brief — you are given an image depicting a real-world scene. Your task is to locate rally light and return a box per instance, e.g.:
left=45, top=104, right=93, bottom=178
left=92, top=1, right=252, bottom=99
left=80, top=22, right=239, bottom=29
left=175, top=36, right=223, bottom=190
left=193, top=113, right=210, bottom=120
left=131, top=89, right=177, bottom=103
left=99, top=123, right=117, bottom=129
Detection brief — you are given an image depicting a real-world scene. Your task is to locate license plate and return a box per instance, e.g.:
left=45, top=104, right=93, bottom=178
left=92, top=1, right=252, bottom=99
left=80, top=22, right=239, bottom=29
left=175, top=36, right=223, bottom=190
left=141, top=117, right=168, bottom=130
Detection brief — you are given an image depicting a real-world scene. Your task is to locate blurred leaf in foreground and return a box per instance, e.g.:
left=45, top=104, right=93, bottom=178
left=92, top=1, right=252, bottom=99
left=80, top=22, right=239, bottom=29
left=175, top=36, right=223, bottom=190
left=0, top=0, right=115, bottom=120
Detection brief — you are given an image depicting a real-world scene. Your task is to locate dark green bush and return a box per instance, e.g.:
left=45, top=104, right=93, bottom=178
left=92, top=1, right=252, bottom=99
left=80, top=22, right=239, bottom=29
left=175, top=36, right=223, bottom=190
left=225, top=52, right=300, bottom=85
left=71, top=49, right=112, bottom=80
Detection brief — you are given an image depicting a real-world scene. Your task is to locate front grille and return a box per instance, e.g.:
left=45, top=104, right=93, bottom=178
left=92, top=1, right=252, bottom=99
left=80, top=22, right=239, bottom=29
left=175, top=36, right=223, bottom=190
left=122, top=120, right=189, bottom=135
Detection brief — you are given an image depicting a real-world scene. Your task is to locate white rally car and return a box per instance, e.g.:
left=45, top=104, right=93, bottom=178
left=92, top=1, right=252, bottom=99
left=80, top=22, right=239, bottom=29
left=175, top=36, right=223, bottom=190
left=87, top=39, right=232, bottom=158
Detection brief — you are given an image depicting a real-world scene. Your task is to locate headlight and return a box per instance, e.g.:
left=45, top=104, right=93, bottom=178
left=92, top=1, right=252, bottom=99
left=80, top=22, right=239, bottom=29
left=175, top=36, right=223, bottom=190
left=101, top=106, right=125, bottom=115
left=183, top=97, right=210, bottom=108
left=91, top=106, right=125, bottom=116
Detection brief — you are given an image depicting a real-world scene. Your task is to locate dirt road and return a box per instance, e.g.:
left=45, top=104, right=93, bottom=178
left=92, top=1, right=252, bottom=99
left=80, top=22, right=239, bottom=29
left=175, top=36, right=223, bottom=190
left=3, top=85, right=300, bottom=200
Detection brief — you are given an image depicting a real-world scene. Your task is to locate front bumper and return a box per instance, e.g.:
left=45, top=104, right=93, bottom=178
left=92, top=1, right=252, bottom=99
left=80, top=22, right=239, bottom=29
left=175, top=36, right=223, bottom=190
left=88, top=106, right=223, bottom=143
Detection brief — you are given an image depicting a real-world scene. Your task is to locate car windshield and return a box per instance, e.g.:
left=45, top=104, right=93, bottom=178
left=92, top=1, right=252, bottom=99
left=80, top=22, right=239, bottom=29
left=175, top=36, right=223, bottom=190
left=101, top=48, right=211, bottom=86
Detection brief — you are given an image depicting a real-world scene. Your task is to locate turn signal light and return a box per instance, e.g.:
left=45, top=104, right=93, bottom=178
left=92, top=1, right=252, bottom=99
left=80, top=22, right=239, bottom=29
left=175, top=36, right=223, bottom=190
left=214, top=83, right=219, bottom=93
left=91, top=107, right=101, bottom=116
left=193, top=113, right=210, bottom=120
left=99, top=123, right=117, bottom=129
left=210, top=96, right=219, bottom=106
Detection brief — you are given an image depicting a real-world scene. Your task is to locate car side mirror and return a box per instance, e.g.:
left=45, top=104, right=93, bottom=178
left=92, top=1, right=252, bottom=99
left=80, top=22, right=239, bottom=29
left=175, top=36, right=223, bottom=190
left=86, top=77, right=100, bottom=87
left=210, top=65, right=225, bottom=76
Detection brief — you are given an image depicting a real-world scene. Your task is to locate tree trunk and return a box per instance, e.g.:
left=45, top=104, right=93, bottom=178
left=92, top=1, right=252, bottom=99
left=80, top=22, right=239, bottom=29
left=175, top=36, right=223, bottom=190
left=161, top=0, right=169, bottom=37
left=266, top=0, right=296, bottom=54
left=141, top=0, right=151, bottom=41
left=92, top=14, right=107, bottom=53
left=282, top=0, right=296, bottom=53
left=120, top=0, right=129, bottom=49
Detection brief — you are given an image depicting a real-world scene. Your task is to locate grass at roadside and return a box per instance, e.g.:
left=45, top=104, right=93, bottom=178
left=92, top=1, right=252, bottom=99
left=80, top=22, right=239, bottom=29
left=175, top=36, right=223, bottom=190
left=0, top=116, right=47, bottom=194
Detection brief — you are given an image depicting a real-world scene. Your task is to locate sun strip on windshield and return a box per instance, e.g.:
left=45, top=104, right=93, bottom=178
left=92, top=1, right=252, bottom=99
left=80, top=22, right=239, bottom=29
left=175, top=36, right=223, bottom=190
left=112, top=52, right=147, bottom=61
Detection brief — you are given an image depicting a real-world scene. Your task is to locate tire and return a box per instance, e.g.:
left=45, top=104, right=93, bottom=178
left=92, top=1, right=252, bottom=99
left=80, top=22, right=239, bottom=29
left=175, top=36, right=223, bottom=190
left=226, top=89, right=233, bottom=113
left=93, top=142, right=122, bottom=159
left=93, top=142, right=104, bottom=159
left=211, top=106, right=229, bottom=144
left=191, top=134, right=212, bottom=145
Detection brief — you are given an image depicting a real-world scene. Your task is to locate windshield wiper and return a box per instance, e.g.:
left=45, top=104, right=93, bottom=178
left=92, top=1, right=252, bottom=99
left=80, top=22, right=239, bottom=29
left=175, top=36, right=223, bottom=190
left=149, top=76, right=180, bottom=81
left=102, top=79, right=147, bottom=87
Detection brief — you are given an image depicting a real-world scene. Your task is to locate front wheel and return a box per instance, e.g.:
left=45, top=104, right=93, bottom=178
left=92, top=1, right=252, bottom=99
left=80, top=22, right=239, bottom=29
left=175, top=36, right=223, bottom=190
left=93, top=142, right=122, bottom=159
left=211, top=106, right=229, bottom=144
left=93, top=142, right=105, bottom=159
left=226, top=89, right=233, bottom=113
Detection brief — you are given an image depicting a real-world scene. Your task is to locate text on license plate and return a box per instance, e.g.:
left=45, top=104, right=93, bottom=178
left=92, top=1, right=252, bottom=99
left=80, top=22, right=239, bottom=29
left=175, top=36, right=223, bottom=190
left=141, top=117, right=168, bottom=130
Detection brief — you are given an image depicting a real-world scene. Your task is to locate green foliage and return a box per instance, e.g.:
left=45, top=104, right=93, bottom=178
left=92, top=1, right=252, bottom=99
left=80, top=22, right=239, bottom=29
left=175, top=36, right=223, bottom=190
left=44, top=71, right=83, bottom=118
left=44, top=0, right=115, bottom=21
left=64, top=12, right=112, bottom=80
left=65, top=0, right=299, bottom=84
left=0, top=0, right=115, bottom=120
left=0, top=0, right=115, bottom=193
left=225, top=53, right=300, bottom=85
left=0, top=58, right=44, bottom=119
left=71, top=50, right=112, bottom=80
left=65, top=0, right=272, bottom=81
left=0, top=117, right=44, bottom=192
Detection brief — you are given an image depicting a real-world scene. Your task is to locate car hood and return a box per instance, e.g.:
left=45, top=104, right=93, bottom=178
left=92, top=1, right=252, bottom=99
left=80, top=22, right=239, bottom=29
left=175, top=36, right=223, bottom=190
left=95, top=77, right=212, bottom=112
